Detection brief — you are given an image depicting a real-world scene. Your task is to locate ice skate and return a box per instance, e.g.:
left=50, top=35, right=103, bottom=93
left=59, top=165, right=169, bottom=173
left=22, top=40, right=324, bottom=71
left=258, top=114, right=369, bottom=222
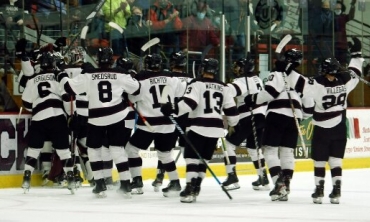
left=222, top=173, right=240, bottom=191
left=329, top=180, right=341, bottom=204
left=152, top=170, right=165, bottom=192
left=312, top=180, right=325, bottom=204
left=130, top=176, right=144, bottom=195
left=22, top=170, right=31, bottom=194
left=41, top=170, right=50, bottom=186
left=105, top=177, right=114, bottom=190
left=162, top=180, right=181, bottom=197
left=66, top=171, right=76, bottom=194
left=117, top=180, right=132, bottom=199
left=269, top=173, right=287, bottom=201
left=180, top=180, right=195, bottom=203
left=279, top=176, right=291, bottom=201
left=92, top=178, right=107, bottom=198
left=53, top=173, right=67, bottom=188
left=252, top=169, right=270, bottom=191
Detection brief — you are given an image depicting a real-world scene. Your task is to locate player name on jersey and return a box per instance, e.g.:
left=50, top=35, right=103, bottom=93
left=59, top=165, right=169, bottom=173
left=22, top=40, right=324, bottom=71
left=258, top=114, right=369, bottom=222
left=326, top=85, right=347, bottom=94
left=91, top=73, right=117, bottom=80
left=33, top=74, right=55, bottom=83
left=150, top=77, right=167, bottom=84
left=206, top=83, right=223, bottom=91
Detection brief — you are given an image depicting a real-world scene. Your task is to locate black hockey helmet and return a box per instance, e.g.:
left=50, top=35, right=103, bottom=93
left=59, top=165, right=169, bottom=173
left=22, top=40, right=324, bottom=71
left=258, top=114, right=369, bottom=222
left=284, top=48, right=303, bottom=63
left=232, top=56, right=255, bottom=77
left=116, top=56, right=134, bottom=70
left=145, top=53, right=162, bottom=70
left=97, top=47, right=114, bottom=65
left=321, top=58, right=340, bottom=75
left=201, top=58, right=219, bottom=75
left=39, top=52, right=55, bottom=69
left=169, top=51, right=187, bottom=68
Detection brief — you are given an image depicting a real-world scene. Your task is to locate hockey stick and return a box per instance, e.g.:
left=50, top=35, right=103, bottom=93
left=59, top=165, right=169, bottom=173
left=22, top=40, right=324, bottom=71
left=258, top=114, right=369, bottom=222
left=17, top=107, right=23, bottom=125
left=108, top=22, right=130, bottom=57
left=245, top=74, right=263, bottom=174
left=128, top=100, right=154, bottom=132
left=138, top=37, right=160, bottom=70
left=275, top=34, right=308, bottom=158
left=80, top=26, right=98, bottom=68
left=63, top=0, right=106, bottom=56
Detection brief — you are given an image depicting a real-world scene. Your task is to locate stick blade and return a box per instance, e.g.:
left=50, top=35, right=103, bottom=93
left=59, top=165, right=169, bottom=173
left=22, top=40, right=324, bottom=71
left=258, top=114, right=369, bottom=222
left=141, top=37, right=160, bottom=52
left=108, top=22, right=124, bottom=34
left=276, top=34, right=292, bottom=54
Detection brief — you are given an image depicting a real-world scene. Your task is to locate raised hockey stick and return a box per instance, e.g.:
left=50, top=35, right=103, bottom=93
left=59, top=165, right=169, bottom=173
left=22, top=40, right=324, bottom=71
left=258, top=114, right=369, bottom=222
left=80, top=26, right=98, bottom=68
left=63, top=0, right=106, bottom=56
left=275, top=34, right=308, bottom=158
left=128, top=100, right=154, bottom=132
left=197, top=44, right=214, bottom=76
left=138, top=37, right=160, bottom=70
left=108, top=22, right=130, bottom=57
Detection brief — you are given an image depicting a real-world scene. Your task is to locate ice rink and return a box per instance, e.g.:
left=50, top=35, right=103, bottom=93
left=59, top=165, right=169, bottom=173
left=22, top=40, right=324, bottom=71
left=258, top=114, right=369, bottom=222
left=0, top=169, right=369, bottom=222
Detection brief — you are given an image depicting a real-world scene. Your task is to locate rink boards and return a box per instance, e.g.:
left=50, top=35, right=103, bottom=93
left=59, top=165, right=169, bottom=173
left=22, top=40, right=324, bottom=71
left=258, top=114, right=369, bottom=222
left=1, top=108, right=370, bottom=188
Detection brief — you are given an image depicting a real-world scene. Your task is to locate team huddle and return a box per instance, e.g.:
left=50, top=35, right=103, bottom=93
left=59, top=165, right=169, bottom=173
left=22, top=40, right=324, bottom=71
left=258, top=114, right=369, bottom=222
left=16, top=35, right=364, bottom=204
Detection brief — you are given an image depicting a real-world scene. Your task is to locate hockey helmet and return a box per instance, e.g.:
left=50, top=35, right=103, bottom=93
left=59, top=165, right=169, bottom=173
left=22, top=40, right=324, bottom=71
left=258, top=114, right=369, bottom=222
left=116, top=56, right=134, bottom=70
left=145, top=53, right=162, bottom=70
left=232, top=56, right=255, bottom=77
left=97, top=47, right=114, bottom=65
left=321, top=58, right=340, bottom=75
left=169, top=51, right=187, bottom=68
left=201, top=58, right=219, bottom=75
left=39, top=52, right=55, bottom=69
left=284, top=48, right=303, bottom=63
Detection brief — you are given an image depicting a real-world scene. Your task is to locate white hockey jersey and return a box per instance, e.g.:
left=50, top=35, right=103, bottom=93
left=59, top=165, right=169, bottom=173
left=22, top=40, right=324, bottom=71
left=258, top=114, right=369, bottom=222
left=255, top=71, right=304, bottom=119
left=22, top=72, right=65, bottom=121
left=288, top=57, right=363, bottom=128
left=60, top=68, right=140, bottom=126
left=64, top=67, right=88, bottom=117
left=227, top=75, right=267, bottom=121
left=129, top=70, right=185, bottom=133
left=177, top=77, right=239, bottom=138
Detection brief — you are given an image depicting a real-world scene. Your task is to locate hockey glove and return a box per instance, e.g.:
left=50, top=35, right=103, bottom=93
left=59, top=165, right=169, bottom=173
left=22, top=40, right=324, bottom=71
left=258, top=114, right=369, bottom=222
left=160, top=102, right=175, bottom=116
left=15, top=38, right=28, bottom=59
left=244, top=93, right=257, bottom=109
left=348, top=37, right=362, bottom=58
left=56, top=60, right=66, bottom=72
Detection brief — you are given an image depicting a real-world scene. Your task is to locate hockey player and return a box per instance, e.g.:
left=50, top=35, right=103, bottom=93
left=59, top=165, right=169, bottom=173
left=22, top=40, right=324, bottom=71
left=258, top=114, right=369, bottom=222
left=60, top=47, right=96, bottom=187
left=101, top=56, right=137, bottom=189
left=151, top=51, right=191, bottom=192
left=286, top=37, right=363, bottom=204
left=160, top=58, right=239, bottom=203
left=222, top=55, right=269, bottom=191
left=56, top=47, right=141, bottom=198
left=21, top=51, right=76, bottom=194
left=125, top=53, right=183, bottom=196
left=244, top=49, right=307, bottom=201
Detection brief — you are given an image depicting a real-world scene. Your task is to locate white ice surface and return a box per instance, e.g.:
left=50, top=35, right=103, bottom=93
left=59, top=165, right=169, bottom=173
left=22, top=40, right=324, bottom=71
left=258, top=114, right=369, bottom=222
left=0, top=169, right=369, bottom=222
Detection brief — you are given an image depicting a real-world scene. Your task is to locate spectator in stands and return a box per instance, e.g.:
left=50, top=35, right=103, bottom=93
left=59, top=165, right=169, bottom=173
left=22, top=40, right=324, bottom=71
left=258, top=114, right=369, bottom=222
left=334, top=0, right=356, bottom=66
left=181, top=0, right=219, bottom=73
left=148, top=0, right=183, bottom=62
left=0, top=0, right=23, bottom=28
left=126, top=6, right=150, bottom=58
left=102, top=0, right=131, bottom=56
left=127, top=0, right=150, bottom=19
